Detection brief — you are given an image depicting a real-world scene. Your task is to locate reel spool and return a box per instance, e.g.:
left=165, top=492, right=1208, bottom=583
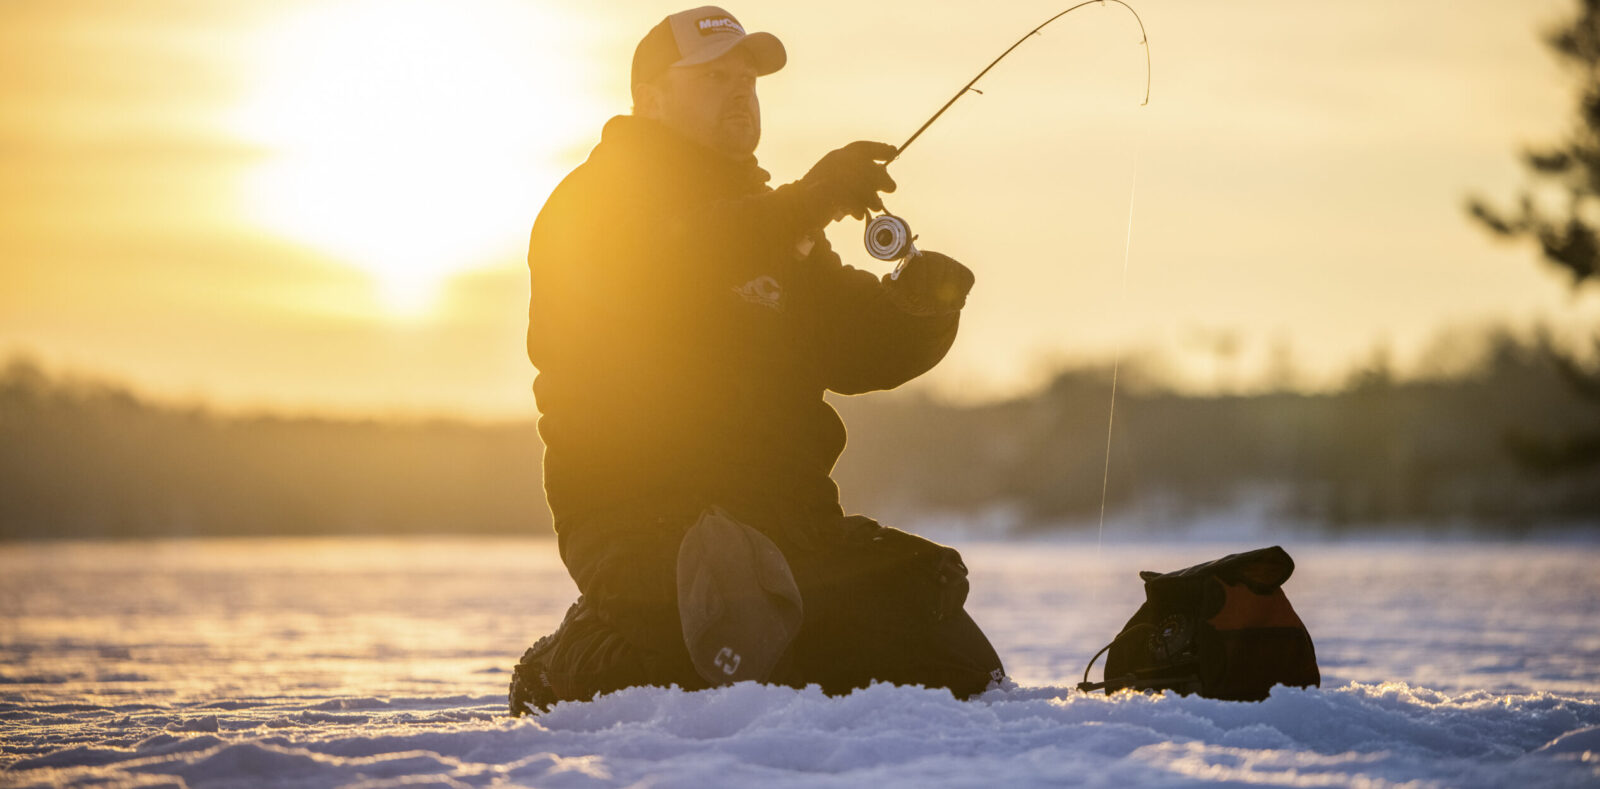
left=865, top=213, right=919, bottom=263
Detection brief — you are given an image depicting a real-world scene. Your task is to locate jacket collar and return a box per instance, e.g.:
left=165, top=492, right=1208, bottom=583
left=596, top=115, right=772, bottom=194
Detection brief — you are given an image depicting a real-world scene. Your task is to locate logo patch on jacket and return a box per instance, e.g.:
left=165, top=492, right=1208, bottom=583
left=733, top=275, right=783, bottom=311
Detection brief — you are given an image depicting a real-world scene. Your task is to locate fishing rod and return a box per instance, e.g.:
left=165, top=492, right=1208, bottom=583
left=865, top=0, right=1152, bottom=266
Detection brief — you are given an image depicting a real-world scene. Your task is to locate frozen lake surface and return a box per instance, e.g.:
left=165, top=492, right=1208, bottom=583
left=2, top=536, right=1597, bottom=787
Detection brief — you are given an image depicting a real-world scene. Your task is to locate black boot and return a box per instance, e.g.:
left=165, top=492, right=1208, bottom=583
left=508, top=600, right=581, bottom=717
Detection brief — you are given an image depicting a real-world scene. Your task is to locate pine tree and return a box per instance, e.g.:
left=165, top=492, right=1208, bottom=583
left=1469, top=0, right=1600, bottom=472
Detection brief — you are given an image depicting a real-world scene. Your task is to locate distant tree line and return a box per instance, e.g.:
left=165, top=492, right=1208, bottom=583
left=0, top=358, right=549, bottom=539
left=2, top=330, right=1596, bottom=540
left=834, top=331, right=1600, bottom=535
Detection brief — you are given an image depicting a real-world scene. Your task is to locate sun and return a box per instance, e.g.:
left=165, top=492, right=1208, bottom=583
left=232, top=0, right=599, bottom=315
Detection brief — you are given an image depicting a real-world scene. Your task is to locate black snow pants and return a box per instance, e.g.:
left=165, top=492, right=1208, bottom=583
left=532, top=510, right=1005, bottom=704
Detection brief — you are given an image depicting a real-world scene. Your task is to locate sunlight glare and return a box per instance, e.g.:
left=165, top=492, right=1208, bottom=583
left=232, top=0, right=599, bottom=316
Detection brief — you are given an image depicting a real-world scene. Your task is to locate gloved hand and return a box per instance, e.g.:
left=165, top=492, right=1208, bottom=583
left=884, top=250, right=975, bottom=316
left=797, top=141, right=898, bottom=222
left=835, top=516, right=971, bottom=623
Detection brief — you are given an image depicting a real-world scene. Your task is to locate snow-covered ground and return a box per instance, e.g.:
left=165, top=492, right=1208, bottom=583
left=2, top=536, right=1597, bottom=787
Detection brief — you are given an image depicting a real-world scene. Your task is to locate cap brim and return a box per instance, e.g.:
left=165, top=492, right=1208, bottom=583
left=672, top=31, right=786, bottom=76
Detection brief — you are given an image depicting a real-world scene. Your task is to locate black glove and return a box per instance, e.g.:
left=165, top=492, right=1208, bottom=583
left=797, top=141, right=898, bottom=222
left=835, top=516, right=971, bottom=623
left=884, top=250, right=975, bottom=316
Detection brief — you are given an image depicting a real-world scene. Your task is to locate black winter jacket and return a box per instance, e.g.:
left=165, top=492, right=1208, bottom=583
left=527, top=116, right=959, bottom=543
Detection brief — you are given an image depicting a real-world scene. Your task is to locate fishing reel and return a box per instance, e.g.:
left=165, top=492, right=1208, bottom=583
left=864, top=211, right=921, bottom=280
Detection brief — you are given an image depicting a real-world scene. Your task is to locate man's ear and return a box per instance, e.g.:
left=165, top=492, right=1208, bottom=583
left=632, top=81, right=665, bottom=119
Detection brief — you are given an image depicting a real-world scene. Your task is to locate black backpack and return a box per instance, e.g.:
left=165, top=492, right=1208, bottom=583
left=1078, top=546, right=1320, bottom=701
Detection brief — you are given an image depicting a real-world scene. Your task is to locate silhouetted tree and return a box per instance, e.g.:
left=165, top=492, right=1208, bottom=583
left=1469, top=0, right=1600, bottom=472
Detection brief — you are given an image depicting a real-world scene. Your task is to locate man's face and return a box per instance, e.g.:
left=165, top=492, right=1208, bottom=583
left=637, top=49, right=761, bottom=158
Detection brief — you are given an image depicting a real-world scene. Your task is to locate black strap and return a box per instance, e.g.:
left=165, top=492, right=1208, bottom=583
left=1076, top=640, right=1116, bottom=692
left=1077, top=627, right=1201, bottom=695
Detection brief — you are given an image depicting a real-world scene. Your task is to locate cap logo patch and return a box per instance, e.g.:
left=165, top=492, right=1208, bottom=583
left=697, top=16, right=744, bottom=36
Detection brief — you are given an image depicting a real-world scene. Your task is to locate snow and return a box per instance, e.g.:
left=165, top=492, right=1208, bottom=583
left=2, top=537, right=1597, bottom=787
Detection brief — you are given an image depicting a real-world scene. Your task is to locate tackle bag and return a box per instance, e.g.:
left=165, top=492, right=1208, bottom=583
left=1078, top=545, right=1319, bottom=701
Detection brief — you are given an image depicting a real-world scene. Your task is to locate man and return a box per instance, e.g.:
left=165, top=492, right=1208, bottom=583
left=510, top=6, right=1004, bottom=716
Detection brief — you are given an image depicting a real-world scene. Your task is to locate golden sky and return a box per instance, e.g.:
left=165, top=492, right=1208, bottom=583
left=2, top=0, right=1596, bottom=418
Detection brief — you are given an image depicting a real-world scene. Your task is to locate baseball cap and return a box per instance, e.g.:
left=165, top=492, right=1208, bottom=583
left=676, top=506, right=803, bottom=686
left=631, top=6, right=786, bottom=86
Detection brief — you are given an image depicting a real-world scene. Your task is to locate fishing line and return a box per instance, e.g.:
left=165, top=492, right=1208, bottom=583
left=1097, top=148, right=1139, bottom=562
left=865, top=2, right=1152, bottom=548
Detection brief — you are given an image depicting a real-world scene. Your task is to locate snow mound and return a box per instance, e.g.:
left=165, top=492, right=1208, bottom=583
left=5, top=681, right=1597, bottom=788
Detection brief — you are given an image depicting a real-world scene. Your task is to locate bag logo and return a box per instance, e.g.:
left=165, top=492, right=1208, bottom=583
left=697, top=16, right=744, bottom=36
